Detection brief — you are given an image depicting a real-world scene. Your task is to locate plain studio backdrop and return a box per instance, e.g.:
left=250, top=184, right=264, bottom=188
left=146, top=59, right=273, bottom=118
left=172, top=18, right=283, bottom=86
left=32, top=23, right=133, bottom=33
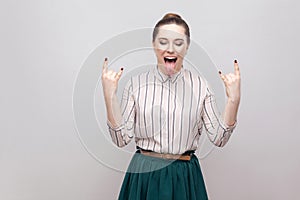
left=0, top=0, right=299, bottom=199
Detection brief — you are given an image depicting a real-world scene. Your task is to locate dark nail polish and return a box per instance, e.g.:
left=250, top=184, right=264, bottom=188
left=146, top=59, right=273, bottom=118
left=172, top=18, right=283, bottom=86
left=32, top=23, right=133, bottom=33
left=121, top=67, right=124, bottom=71
left=234, top=59, right=237, bottom=63
left=218, top=70, right=221, bottom=74
left=105, top=57, right=107, bottom=61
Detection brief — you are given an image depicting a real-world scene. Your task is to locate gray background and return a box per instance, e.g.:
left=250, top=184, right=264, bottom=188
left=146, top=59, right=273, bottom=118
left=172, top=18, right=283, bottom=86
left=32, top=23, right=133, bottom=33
left=1, top=0, right=299, bottom=199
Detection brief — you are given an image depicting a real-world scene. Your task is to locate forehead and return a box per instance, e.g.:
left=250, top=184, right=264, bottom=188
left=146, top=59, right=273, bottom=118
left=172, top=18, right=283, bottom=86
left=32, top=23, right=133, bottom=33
left=156, top=24, right=186, bottom=40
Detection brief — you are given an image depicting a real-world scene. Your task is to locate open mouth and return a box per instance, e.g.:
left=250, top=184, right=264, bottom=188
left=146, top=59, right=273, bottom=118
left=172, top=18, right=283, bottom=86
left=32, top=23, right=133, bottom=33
left=164, top=57, right=177, bottom=63
left=163, top=57, right=177, bottom=75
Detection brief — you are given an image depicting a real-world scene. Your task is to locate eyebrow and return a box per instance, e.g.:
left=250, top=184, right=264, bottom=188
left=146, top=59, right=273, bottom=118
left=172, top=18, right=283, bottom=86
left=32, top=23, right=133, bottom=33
left=158, top=37, right=184, bottom=41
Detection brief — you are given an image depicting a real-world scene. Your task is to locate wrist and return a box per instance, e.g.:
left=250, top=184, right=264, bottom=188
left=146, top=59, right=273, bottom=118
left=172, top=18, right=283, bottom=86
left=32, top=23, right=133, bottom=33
left=104, top=93, right=117, bottom=104
left=226, top=119, right=237, bottom=126
left=227, top=97, right=240, bottom=104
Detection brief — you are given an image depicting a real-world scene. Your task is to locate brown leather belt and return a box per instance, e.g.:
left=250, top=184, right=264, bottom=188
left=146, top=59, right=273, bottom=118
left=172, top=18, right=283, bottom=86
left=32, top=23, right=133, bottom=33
left=140, top=149, right=192, bottom=161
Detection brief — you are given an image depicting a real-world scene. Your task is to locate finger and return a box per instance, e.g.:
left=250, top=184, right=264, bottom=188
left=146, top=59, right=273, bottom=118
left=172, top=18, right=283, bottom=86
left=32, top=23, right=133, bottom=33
left=115, top=67, right=124, bottom=80
left=102, top=57, right=108, bottom=73
left=226, top=75, right=233, bottom=82
left=228, top=73, right=235, bottom=79
left=106, top=70, right=114, bottom=76
left=234, top=60, right=240, bottom=76
left=218, top=70, right=228, bottom=83
left=110, top=71, right=117, bottom=78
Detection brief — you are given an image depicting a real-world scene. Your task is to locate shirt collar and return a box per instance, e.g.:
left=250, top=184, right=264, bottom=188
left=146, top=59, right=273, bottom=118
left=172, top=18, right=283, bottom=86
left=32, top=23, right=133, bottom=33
left=153, top=65, right=184, bottom=83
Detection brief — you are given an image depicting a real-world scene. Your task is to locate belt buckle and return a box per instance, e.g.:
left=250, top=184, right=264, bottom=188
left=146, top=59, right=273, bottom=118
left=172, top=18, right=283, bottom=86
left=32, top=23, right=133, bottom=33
left=161, top=153, right=169, bottom=159
left=163, top=154, right=172, bottom=160
left=163, top=153, right=179, bottom=160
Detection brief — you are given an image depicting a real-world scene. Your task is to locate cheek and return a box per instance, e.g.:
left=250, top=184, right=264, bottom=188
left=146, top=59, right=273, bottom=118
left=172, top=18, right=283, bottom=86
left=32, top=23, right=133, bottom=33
left=174, top=46, right=187, bottom=56
left=155, top=48, right=165, bottom=56
left=156, top=44, right=168, bottom=51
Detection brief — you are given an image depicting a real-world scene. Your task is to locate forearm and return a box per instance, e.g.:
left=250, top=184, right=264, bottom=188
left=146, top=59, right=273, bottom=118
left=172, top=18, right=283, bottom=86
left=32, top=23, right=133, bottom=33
left=104, top=94, right=123, bottom=128
left=223, top=97, right=240, bottom=126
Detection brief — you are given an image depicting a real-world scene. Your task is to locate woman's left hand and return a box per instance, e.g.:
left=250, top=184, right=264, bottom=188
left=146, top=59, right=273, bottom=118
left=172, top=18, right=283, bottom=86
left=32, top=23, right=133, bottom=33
left=219, top=60, right=241, bottom=102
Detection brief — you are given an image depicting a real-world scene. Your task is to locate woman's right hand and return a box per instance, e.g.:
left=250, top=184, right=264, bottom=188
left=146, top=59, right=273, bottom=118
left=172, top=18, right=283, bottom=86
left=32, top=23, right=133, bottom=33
left=101, top=58, right=124, bottom=99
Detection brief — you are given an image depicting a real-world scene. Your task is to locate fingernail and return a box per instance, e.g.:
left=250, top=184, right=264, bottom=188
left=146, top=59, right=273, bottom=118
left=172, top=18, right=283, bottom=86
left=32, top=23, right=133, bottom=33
left=121, top=67, right=124, bottom=71
left=105, top=57, right=108, bottom=61
left=218, top=70, right=221, bottom=74
left=234, top=59, right=237, bottom=63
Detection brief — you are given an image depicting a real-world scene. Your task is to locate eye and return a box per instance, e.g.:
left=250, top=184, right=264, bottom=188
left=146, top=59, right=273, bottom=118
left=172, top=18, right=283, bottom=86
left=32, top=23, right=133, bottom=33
left=175, top=42, right=183, bottom=46
left=174, top=40, right=184, bottom=46
left=159, top=41, right=168, bottom=45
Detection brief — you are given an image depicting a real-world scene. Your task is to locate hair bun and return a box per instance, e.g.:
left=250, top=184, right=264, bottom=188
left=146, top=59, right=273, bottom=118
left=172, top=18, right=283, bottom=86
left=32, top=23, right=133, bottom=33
left=162, top=13, right=182, bottom=20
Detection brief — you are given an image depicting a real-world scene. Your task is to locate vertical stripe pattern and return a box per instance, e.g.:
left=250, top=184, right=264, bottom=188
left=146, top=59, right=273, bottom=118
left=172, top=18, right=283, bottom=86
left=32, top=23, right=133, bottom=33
left=107, top=66, right=237, bottom=153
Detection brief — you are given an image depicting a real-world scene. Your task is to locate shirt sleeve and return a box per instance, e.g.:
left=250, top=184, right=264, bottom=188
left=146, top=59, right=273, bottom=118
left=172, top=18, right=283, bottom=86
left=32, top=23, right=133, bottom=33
left=106, top=79, right=135, bottom=147
left=201, top=80, right=237, bottom=147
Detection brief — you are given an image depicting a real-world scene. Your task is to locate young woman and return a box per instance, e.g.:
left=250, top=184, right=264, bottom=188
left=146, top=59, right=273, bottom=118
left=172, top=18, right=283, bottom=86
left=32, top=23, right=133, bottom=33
left=102, top=13, right=241, bottom=200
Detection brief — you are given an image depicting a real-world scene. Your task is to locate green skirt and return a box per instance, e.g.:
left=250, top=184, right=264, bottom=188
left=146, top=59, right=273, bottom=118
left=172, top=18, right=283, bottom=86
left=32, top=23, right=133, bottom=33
left=118, top=150, right=208, bottom=200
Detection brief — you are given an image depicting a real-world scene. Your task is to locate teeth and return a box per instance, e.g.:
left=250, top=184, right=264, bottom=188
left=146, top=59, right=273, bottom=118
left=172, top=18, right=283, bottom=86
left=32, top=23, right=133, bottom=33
left=164, top=57, right=177, bottom=62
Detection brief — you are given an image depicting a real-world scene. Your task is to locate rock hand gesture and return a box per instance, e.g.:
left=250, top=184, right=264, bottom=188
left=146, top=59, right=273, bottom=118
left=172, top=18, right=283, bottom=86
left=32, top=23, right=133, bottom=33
left=101, top=57, right=124, bottom=128
left=219, top=59, right=241, bottom=126
left=101, top=58, right=124, bottom=98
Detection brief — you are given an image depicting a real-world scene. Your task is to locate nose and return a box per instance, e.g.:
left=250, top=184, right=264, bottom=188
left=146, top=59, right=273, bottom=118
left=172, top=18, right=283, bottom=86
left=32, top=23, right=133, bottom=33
left=167, top=43, right=174, bottom=53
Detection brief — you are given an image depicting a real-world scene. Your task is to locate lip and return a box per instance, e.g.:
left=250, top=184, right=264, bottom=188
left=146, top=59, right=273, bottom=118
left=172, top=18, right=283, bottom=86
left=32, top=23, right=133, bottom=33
left=164, top=56, right=178, bottom=63
left=164, top=56, right=177, bottom=59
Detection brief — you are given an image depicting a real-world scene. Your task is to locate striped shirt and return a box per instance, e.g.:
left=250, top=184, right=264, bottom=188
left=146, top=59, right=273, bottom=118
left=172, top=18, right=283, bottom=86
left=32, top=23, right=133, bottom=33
left=107, top=65, right=237, bottom=154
